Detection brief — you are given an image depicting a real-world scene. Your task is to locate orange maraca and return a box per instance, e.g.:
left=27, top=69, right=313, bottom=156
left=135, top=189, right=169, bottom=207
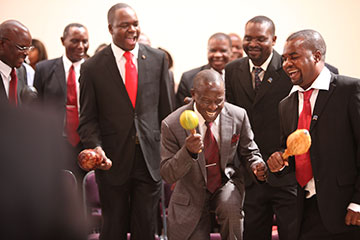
left=282, top=129, right=312, bottom=164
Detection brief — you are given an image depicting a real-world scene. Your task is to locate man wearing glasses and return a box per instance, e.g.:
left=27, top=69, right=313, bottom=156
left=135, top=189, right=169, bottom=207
left=0, top=20, right=33, bottom=106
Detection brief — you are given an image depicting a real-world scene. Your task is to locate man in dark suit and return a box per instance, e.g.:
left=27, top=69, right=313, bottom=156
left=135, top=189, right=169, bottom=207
left=0, top=20, right=33, bottom=106
left=176, top=32, right=232, bottom=108
left=78, top=3, right=173, bottom=240
left=33, top=23, right=89, bottom=180
left=225, top=16, right=297, bottom=240
left=267, top=29, right=360, bottom=239
left=161, top=69, right=266, bottom=240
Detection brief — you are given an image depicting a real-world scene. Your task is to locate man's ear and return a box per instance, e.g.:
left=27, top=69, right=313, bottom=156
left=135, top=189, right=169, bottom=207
left=313, top=50, right=322, bottom=63
left=108, top=24, right=113, bottom=35
left=60, top=37, right=65, bottom=47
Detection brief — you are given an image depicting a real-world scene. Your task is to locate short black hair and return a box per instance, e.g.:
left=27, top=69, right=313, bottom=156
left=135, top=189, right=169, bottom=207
left=63, top=23, right=86, bottom=39
left=208, top=32, right=232, bottom=48
left=107, top=3, right=132, bottom=25
left=286, top=29, right=326, bottom=59
left=247, top=16, right=275, bottom=36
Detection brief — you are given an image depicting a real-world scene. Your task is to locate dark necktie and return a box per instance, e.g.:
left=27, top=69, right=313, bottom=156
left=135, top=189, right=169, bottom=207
left=123, top=51, right=138, bottom=108
left=9, top=68, right=18, bottom=106
left=65, top=65, right=80, bottom=147
left=295, top=89, right=314, bottom=187
left=204, top=122, right=222, bottom=193
left=253, top=67, right=263, bottom=92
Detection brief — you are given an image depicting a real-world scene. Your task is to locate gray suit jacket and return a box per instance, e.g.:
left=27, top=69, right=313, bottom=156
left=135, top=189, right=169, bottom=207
left=160, top=101, right=263, bottom=239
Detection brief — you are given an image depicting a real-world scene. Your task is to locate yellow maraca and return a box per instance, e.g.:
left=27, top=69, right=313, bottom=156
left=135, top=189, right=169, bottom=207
left=179, top=110, right=199, bottom=135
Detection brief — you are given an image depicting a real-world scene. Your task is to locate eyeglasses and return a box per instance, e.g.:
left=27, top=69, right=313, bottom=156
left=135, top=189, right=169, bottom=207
left=1, top=38, right=34, bottom=52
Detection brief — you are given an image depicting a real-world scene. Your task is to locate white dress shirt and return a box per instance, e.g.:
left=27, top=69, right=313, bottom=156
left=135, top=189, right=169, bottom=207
left=111, top=43, right=139, bottom=84
left=0, top=60, right=13, bottom=97
left=62, top=55, right=84, bottom=108
left=249, top=52, right=273, bottom=89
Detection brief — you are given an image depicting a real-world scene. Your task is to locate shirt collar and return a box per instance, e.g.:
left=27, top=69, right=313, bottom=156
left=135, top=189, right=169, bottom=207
left=289, top=66, right=331, bottom=95
left=62, top=55, right=84, bottom=72
left=193, top=102, right=220, bottom=127
left=0, top=60, right=12, bottom=78
left=111, top=42, right=139, bottom=62
left=249, top=51, right=273, bottom=72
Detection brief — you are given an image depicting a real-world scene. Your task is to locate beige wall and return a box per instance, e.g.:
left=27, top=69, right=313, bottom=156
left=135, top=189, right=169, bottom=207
left=2, top=0, right=360, bottom=83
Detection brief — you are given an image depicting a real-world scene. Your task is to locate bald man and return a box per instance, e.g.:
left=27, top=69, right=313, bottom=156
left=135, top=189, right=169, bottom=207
left=0, top=20, right=33, bottom=106
left=161, top=69, right=266, bottom=239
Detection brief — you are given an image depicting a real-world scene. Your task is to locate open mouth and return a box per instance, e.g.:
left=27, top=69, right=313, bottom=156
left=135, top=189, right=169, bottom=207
left=287, top=69, right=299, bottom=79
left=206, top=111, right=217, bottom=118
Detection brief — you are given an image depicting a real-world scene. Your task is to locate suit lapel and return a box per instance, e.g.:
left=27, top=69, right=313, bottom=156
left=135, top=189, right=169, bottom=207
left=53, top=58, right=66, bottom=95
left=254, top=52, right=282, bottom=105
left=310, top=75, right=336, bottom=131
left=136, top=45, right=148, bottom=109
left=103, top=46, right=133, bottom=109
left=219, top=106, right=233, bottom=170
left=0, top=75, right=8, bottom=103
left=237, top=59, right=255, bottom=101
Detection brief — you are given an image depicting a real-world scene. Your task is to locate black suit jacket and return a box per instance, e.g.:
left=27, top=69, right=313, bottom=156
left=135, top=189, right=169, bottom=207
left=175, top=64, right=211, bottom=108
left=225, top=51, right=295, bottom=186
left=78, top=44, right=173, bottom=185
left=279, top=73, right=360, bottom=234
left=33, top=57, right=67, bottom=117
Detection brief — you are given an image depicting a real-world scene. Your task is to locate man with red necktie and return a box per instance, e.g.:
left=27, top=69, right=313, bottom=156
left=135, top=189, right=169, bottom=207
left=78, top=3, right=173, bottom=239
left=0, top=20, right=32, bottom=106
left=267, top=30, right=360, bottom=239
left=161, top=69, right=267, bottom=240
left=34, top=23, right=89, bottom=180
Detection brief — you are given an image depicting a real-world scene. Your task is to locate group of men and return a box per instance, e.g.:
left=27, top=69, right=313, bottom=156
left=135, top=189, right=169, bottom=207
left=0, top=2, right=359, bottom=240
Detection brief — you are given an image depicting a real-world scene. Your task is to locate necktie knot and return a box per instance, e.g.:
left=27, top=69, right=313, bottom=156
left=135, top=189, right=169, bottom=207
left=253, top=67, right=263, bottom=75
left=303, top=89, right=313, bottom=101
left=205, top=121, right=213, bottom=129
left=123, top=51, right=133, bottom=61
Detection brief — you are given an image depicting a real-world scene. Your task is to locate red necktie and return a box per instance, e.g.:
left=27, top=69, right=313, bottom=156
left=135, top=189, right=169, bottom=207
left=204, top=122, right=222, bottom=193
left=295, top=89, right=314, bottom=187
left=9, top=68, right=18, bottom=106
left=123, top=51, right=138, bottom=108
left=65, top=65, right=80, bottom=146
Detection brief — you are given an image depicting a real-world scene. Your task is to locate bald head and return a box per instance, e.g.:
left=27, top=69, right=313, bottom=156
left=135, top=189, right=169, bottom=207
left=0, top=20, right=32, bottom=68
left=191, top=70, right=225, bottom=122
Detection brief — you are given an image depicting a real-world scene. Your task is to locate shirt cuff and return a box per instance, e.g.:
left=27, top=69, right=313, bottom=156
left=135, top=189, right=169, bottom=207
left=347, top=203, right=360, bottom=212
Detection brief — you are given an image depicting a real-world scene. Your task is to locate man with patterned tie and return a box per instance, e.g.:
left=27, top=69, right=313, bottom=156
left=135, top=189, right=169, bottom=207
left=267, top=29, right=360, bottom=239
left=225, top=16, right=297, bottom=240
left=161, top=69, right=267, bottom=240
left=33, top=23, right=89, bottom=180
left=0, top=20, right=33, bottom=106
left=78, top=3, right=173, bottom=240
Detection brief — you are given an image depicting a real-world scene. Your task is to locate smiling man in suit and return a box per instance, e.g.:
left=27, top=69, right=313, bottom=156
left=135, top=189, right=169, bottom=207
left=225, top=16, right=297, bottom=240
left=0, top=20, right=33, bottom=107
left=161, top=69, right=266, bottom=240
left=78, top=3, right=173, bottom=240
left=176, top=33, right=232, bottom=108
left=33, top=23, right=89, bottom=180
left=267, top=29, right=360, bottom=239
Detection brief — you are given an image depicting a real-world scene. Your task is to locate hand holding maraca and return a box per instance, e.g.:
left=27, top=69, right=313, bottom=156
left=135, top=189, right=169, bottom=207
left=179, top=110, right=203, bottom=154
left=267, top=129, right=311, bottom=172
left=78, top=146, right=112, bottom=171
